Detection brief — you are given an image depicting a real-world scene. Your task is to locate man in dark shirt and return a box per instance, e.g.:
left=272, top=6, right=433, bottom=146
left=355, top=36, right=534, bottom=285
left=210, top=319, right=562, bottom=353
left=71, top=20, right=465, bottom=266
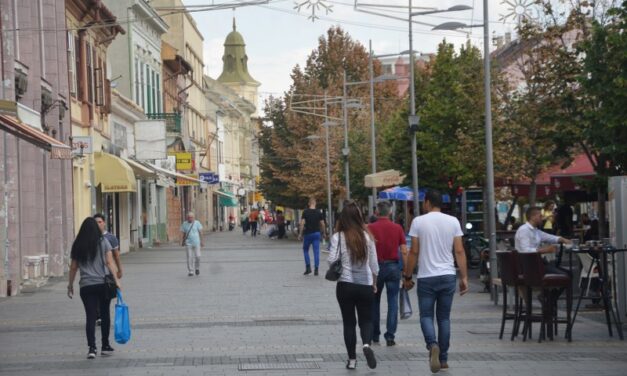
left=94, top=213, right=122, bottom=279
left=298, top=197, right=326, bottom=276
left=368, top=201, right=408, bottom=346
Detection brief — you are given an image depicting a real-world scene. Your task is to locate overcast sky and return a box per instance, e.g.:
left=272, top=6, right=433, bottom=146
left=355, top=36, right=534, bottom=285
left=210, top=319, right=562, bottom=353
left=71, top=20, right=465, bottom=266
left=182, top=0, right=524, bottom=102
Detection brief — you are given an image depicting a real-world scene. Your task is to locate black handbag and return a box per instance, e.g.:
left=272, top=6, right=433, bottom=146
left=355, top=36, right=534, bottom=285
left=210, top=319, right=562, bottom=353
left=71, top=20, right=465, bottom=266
left=325, top=234, right=343, bottom=281
left=100, top=241, right=117, bottom=300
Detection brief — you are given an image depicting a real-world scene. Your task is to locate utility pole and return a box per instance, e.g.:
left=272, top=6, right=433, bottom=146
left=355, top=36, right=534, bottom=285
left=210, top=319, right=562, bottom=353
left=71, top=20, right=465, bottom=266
left=342, top=70, right=350, bottom=200
left=408, top=0, right=420, bottom=215
left=369, top=40, right=377, bottom=214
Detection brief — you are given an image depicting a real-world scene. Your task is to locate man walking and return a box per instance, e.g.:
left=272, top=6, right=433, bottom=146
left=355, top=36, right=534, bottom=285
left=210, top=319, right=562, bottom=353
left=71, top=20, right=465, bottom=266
left=94, top=214, right=122, bottom=279
left=403, top=191, right=468, bottom=373
left=180, top=212, right=203, bottom=276
left=298, top=197, right=326, bottom=276
left=368, top=201, right=408, bottom=346
left=249, top=208, right=259, bottom=237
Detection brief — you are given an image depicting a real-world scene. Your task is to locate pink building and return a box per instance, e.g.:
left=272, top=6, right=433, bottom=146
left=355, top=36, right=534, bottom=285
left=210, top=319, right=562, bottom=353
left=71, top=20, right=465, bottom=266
left=0, top=0, right=74, bottom=296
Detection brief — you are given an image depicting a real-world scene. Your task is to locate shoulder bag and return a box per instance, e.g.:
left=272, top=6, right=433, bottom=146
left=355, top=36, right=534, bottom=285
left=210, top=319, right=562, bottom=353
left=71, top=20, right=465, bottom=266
left=325, top=233, right=343, bottom=281
left=181, top=221, right=195, bottom=246
left=100, top=240, right=117, bottom=300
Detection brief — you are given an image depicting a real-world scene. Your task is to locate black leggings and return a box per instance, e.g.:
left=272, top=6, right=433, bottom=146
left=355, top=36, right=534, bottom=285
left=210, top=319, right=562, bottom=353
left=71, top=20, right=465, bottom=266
left=80, top=284, right=112, bottom=348
left=336, top=281, right=374, bottom=359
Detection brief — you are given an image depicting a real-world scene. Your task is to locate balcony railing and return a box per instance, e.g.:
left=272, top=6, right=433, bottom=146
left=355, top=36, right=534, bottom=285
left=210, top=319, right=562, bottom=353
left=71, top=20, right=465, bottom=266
left=146, top=113, right=181, bottom=134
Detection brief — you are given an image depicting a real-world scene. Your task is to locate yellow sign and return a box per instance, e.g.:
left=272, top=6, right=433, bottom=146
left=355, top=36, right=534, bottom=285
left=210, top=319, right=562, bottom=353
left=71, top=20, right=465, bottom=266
left=170, top=152, right=192, bottom=171
left=176, top=174, right=199, bottom=186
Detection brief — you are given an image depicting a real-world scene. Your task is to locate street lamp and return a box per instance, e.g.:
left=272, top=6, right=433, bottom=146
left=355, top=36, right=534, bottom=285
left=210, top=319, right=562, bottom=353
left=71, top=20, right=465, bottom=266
left=432, top=1, right=499, bottom=292
left=305, top=115, right=339, bottom=232
left=355, top=1, right=472, bottom=217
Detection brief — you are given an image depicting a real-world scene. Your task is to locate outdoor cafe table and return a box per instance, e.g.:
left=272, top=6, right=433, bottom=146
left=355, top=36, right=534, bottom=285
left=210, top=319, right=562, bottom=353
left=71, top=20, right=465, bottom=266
left=557, top=245, right=626, bottom=340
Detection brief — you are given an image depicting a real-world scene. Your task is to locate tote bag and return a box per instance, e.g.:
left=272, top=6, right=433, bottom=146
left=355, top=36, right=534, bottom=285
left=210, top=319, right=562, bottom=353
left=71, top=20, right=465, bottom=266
left=114, top=289, right=131, bottom=344
left=399, top=287, right=413, bottom=320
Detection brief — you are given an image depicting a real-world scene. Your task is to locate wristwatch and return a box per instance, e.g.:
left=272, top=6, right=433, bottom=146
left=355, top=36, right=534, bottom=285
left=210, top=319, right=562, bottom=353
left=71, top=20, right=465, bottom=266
left=403, top=275, right=413, bottom=281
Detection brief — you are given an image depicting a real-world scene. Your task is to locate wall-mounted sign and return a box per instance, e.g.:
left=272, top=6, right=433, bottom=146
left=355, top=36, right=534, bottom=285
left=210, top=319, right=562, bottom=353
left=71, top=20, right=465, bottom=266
left=199, top=172, right=220, bottom=185
left=71, top=136, right=92, bottom=155
left=170, top=152, right=192, bottom=172
left=176, top=174, right=199, bottom=186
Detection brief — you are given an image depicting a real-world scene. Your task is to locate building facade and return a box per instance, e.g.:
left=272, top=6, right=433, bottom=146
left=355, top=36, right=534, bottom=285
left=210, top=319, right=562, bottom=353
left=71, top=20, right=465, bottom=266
left=0, top=0, right=74, bottom=296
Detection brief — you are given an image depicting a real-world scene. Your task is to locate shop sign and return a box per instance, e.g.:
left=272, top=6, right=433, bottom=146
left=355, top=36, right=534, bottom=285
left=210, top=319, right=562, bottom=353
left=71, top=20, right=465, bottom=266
left=176, top=174, right=199, bottom=186
left=199, top=172, right=220, bottom=184
left=71, top=136, right=92, bottom=155
left=170, top=152, right=192, bottom=171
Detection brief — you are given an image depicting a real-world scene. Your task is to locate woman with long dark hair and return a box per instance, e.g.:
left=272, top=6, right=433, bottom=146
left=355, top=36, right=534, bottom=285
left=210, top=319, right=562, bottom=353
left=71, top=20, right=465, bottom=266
left=67, top=217, right=121, bottom=359
left=328, top=200, right=379, bottom=369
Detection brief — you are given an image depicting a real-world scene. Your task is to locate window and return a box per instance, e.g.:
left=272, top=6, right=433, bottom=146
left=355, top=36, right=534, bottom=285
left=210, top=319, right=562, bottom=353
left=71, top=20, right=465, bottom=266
left=86, top=43, right=94, bottom=103
left=67, top=32, right=77, bottom=97
left=156, top=73, right=161, bottom=113
left=139, top=62, right=144, bottom=110
left=75, top=35, right=81, bottom=99
left=146, top=65, right=152, bottom=113
left=38, top=0, right=45, bottom=77
left=95, top=57, right=104, bottom=106
left=134, top=58, right=140, bottom=105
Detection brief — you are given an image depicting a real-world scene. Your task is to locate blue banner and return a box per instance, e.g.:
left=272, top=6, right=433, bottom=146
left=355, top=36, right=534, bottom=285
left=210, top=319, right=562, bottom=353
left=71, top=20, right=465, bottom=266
left=199, top=172, right=220, bottom=185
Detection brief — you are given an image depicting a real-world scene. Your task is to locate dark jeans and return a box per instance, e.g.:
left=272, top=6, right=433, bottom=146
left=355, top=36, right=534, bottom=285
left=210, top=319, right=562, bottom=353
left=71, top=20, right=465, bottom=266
left=278, top=224, right=286, bottom=239
left=302, top=232, right=320, bottom=268
left=336, top=281, right=375, bottom=359
left=373, top=262, right=401, bottom=341
left=417, top=274, right=457, bottom=363
left=80, top=284, right=112, bottom=349
left=250, top=221, right=258, bottom=237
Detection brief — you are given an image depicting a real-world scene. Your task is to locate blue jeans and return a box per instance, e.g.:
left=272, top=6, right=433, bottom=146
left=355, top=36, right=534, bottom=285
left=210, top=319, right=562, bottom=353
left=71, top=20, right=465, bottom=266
left=373, top=262, right=401, bottom=341
left=417, top=274, right=457, bottom=362
left=303, top=232, right=320, bottom=268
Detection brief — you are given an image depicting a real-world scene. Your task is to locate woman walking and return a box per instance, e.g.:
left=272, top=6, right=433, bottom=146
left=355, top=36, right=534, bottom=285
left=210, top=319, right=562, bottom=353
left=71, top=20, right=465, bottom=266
left=68, top=217, right=121, bottom=359
left=328, top=201, right=379, bottom=370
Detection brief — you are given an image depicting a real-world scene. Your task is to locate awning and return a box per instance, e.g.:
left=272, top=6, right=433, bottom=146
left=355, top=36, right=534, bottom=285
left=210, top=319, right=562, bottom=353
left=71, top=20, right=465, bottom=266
left=214, top=190, right=237, bottom=199
left=0, top=114, right=72, bottom=159
left=94, top=152, right=137, bottom=192
left=378, top=186, right=451, bottom=203
left=550, top=154, right=595, bottom=191
left=147, top=163, right=203, bottom=184
left=218, top=189, right=239, bottom=207
left=123, top=157, right=156, bottom=178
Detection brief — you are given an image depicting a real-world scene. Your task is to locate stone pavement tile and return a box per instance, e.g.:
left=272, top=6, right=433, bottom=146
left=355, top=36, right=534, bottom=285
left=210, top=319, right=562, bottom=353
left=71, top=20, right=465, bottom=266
left=1, top=231, right=627, bottom=376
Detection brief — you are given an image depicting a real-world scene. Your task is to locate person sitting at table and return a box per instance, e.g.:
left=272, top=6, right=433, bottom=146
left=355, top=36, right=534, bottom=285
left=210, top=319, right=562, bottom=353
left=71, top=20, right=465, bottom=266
left=515, top=207, right=572, bottom=275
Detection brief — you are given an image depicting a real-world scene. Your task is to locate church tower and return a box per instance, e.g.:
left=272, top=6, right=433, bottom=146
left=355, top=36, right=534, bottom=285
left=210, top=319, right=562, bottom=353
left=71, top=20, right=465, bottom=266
left=217, top=18, right=260, bottom=111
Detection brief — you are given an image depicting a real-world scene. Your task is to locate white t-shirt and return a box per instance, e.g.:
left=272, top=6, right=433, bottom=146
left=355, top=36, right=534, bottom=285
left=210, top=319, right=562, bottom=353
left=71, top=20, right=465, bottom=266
left=408, top=211, right=463, bottom=279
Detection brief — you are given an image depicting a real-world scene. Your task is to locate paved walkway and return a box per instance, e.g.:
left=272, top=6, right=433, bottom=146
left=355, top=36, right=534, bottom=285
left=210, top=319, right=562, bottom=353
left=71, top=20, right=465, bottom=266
left=0, top=230, right=626, bottom=375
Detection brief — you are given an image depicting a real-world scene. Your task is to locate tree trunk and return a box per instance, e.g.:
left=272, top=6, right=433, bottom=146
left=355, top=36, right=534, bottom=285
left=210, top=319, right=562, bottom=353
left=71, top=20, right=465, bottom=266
left=598, top=186, right=607, bottom=239
left=529, top=179, right=537, bottom=207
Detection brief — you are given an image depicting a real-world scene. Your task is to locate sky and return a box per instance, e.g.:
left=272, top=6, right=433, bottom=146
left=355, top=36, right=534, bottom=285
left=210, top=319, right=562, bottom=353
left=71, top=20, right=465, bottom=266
left=181, top=0, right=526, bottom=104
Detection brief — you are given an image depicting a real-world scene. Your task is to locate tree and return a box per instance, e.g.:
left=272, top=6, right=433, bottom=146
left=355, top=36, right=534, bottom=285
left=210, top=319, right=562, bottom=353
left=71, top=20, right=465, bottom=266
left=258, top=26, right=401, bottom=208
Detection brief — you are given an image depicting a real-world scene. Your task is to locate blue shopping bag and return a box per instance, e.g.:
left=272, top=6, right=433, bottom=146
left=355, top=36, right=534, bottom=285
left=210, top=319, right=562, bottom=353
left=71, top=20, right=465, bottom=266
left=114, top=289, right=131, bottom=344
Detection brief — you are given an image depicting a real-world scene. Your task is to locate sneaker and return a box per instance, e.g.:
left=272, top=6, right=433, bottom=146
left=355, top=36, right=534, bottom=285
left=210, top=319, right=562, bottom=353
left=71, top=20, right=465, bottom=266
left=314, top=267, right=319, bottom=276
left=195, top=269, right=200, bottom=276
left=362, top=345, right=377, bottom=369
left=87, top=347, right=97, bottom=359
left=429, top=344, right=441, bottom=373
left=346, top=359, right=357, bottom=369
left=303, top=266, right=312, bottom=275
left=101, top=344, right=114, bottom=356
left=386, top=339, right=396, bottom=346
left=188, top=272, right=194, bottom=277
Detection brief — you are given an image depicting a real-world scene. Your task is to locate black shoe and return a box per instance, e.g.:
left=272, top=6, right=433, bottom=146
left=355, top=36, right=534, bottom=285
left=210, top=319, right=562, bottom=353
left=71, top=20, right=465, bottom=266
left=386, top=339, right=396, bottom=346
left=372, top=339, right=380, bottom=345
left=101, top=344, right=114, bottom=356
left=87, top=347, right=97, bottom=359
left=363, top=345, right=376, bottom=369
left=314, top=267, right=319, bottom=276
left=195, top=269, right=200, bottom=276
left=304, top=266, right=312, bottom=275
left=188, top=272, right=194, bottom=277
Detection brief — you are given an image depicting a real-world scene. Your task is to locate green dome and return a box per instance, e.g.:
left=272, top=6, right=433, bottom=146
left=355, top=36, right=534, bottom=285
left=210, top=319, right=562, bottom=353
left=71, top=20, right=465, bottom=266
left=225, top=30, right=245, bottom=46
left=217, top=18, right=259, bottom=85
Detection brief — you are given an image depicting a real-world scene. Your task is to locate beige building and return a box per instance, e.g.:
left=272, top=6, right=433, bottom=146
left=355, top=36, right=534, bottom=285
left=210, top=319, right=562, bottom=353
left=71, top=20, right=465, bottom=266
left=152, top=0, right=213, bottom=231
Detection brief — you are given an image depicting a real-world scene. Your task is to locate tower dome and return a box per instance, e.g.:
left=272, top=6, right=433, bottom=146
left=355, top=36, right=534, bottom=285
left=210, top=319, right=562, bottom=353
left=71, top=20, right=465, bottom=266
left=217, top=18, right=259, bottom=85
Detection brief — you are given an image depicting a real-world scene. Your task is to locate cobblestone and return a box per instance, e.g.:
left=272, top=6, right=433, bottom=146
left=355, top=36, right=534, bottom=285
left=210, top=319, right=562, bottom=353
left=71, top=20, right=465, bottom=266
left=1, top=231, right=626, bottom=375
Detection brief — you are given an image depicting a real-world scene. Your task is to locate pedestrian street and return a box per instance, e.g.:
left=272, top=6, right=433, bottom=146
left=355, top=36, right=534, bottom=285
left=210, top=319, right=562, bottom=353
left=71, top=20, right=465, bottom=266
left=1, top=231, right=626, bottom=376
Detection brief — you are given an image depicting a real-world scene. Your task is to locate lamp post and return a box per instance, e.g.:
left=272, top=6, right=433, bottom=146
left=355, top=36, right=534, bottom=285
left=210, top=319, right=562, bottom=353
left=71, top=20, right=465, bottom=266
left=342, top=71, right=350, bottom=200
left=432, top=0, right=498, bottom=289
left=355, top=2, right=472, bottom=217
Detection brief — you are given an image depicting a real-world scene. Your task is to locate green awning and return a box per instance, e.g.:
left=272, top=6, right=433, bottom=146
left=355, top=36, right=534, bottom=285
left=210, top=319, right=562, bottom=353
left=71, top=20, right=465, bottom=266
left=218, top=189, right=239, bottom=207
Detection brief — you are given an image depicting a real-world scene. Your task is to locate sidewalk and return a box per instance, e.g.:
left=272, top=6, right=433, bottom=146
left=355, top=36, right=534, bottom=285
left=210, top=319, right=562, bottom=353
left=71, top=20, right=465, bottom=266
left=0, top=230, right=626, bottom=376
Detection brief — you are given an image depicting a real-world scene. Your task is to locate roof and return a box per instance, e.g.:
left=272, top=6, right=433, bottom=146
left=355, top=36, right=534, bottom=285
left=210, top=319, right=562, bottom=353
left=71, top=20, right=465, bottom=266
left=217, top=18, right=259, bottom=86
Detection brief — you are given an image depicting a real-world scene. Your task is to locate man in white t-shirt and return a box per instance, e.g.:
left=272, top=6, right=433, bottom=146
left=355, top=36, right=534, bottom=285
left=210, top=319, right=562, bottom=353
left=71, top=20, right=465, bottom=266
left=403, top=190, right=468, bottom=373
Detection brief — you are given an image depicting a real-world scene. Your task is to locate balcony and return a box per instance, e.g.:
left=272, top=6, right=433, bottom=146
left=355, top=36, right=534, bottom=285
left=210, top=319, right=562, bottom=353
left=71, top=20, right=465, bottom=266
left=146, top=113, right=181, bottom=134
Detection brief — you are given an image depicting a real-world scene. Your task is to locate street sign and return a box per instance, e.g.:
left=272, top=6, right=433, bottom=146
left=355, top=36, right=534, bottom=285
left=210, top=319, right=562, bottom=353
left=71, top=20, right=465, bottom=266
left=170, top=152, right=192, bottom=171
left=71, top=136, right=92, bottom=155
left=199, top=172, right=220, bottom=184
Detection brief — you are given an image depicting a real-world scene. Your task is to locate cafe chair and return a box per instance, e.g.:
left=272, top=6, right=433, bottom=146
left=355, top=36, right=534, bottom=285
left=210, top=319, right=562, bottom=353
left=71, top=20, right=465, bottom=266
left=518, top=252, right=573, bottom=342
left=496, top=251, right=523, bottom=340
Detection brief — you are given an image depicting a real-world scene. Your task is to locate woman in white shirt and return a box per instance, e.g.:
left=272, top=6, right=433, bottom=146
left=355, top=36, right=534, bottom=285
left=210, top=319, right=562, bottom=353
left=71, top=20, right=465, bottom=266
left=328, top=200, right=379, bottom=370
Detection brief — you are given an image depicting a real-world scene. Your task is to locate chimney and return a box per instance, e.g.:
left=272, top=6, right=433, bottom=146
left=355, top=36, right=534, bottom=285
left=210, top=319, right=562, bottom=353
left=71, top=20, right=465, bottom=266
left=493, top=36, right=504, bottom=49
left=505, top=32, right=512, bottom=44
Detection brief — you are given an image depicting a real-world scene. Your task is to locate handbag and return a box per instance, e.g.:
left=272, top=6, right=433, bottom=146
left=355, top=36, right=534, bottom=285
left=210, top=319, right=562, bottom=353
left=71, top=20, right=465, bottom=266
left=181, top=221, right=195, bottom=246
left=325, top=234, right=343, bottom=281
left=100, top=241, right=117, bottom=300
left=399, top=287, right=413, bottom=320
left=114, top=289, right=131, bottom=344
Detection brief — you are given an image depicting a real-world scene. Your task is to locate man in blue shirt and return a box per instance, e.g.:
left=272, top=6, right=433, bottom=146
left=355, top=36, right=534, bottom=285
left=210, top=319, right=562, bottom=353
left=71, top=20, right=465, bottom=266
left=180, top=212, right=203, bottom=276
